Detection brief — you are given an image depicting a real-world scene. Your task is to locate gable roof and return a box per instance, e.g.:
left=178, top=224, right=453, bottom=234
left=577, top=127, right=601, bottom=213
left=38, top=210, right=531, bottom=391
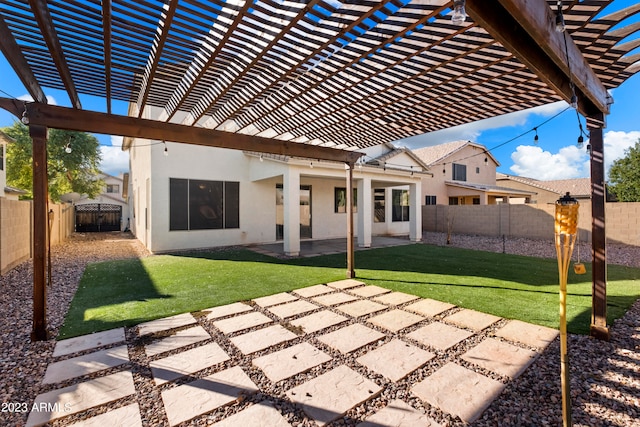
left=497, top=174, right=591, bottom=197
left=412, top=141, right=500, bottom=167
left=366, top=147, right=431, bottom=172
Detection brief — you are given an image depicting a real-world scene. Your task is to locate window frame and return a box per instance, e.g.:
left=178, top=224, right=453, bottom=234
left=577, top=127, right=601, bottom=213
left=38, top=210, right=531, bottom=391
left=334, top=187, right=357, bottom=213
left=392, top=189, right=410, bottom=222
left=169, top=178, right=240, bottom=231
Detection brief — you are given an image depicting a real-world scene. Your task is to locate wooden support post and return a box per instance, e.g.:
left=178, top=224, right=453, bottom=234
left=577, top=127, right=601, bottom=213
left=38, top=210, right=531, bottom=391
left=346, top=163, right=355, bottom=278
left=31, top=124, right=48, bottom=341
left=587, top=113, right=610, bottom=341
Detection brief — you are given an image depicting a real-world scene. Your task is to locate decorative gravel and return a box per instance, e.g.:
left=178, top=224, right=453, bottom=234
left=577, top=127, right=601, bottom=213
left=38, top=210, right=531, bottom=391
left=1, top=232, right=638, bottom=426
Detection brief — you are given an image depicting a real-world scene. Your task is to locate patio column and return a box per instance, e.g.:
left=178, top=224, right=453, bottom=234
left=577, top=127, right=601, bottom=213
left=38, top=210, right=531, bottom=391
left=588, top=112, right=609, bottom=340
left=409, top=181, right=422, bottom=242
left=283, top=167, right=300, bottom=256
left=31, top=125, right=48, bottom=341
left=346, top=163, right=355, bottom=278
left=357, top=176, right=372, bottom=248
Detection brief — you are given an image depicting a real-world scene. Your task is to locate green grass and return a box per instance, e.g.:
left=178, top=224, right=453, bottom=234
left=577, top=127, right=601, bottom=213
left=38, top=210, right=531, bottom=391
left=58, top=244, right=640, bottom=339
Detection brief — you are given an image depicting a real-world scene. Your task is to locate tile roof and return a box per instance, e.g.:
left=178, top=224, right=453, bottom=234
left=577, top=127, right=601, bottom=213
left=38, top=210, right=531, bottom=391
left=412, top=141, right=499, bottom=167
left=496, top=174, right=591, bottom=197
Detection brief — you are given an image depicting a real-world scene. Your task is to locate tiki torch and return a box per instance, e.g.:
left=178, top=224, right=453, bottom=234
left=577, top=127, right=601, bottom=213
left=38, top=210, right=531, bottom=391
left=555, top=192, right=579, bottom=427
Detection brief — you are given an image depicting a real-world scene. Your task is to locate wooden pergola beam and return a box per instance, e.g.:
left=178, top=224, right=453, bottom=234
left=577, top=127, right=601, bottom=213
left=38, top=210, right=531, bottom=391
left=467, top=0, right=610, bottom=117
left=102, top=0, right=112, bottom=114
left=11, top=99, right=363, bottom=164
left=29, top=0, right=81, bottom=109
left=0, top=15, right=47, bottom=104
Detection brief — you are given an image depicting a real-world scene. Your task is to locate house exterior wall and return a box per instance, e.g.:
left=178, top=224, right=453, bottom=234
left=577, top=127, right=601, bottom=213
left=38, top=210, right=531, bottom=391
left=421, top=145, right=497, bottom=205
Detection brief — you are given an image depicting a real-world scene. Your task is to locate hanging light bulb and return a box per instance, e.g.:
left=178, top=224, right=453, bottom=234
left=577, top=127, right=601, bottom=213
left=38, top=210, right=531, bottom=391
left=577, top=135, right=584, bottom=149
left=442, top=164, right=446, bottom=175
left=163, top=141, right=169, bottom=156
left=310, top=161, right=313, bottom=169
left=555, top=1, right=565, bottom=32
left=533, top=128, right=539, bottom=144
left=65, top=143, right=72, bottom=154
left=570, top=94, right=578, bottom=109
left=451, top=0, right=466, bottom=25
left=259, top=154, right=264, bottom=162
left=484, top=157, right=488, bottom=166
left=586, top=143, right=592, bottom=154
left=21, top=104, right=29, bottom=125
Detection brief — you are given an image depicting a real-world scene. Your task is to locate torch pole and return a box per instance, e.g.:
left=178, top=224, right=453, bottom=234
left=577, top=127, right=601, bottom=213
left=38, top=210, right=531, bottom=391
left=554, top=193, right=579, bottom=427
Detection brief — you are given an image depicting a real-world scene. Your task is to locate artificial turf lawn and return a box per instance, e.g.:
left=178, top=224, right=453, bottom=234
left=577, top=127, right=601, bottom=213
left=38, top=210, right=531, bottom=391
left=58, top=244, right=640, bottom=338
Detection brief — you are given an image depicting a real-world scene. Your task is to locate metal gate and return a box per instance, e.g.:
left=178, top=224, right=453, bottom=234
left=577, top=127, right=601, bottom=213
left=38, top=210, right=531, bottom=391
left=75, top=204, right=122, bottom=232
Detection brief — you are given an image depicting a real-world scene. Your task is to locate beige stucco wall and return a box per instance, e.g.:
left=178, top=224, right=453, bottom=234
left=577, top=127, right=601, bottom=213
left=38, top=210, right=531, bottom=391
left=423, top=202, right=640, bottom=246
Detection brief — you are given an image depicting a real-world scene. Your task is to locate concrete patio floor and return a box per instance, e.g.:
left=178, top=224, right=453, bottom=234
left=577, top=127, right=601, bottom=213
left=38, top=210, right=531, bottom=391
left=27, top=280, right=558, bottom=427
left=248, top=236, right=414, bottom=258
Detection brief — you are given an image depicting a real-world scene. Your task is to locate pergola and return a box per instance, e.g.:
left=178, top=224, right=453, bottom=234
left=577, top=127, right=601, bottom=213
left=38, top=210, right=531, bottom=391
left=0, top=0, right=638, bottom=341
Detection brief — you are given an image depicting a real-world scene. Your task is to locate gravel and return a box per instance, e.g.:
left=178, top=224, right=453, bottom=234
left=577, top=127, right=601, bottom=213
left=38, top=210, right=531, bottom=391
left=1, top=231, right=638, bottom=426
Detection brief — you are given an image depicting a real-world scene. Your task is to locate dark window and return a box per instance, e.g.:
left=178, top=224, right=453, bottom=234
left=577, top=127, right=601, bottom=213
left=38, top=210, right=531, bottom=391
left=473, top=198, right=480, bottom=205
left=476, top=167, right=480, bottom=174
left=106, top=184, right=119, bottom=193
left=374, top=188, right=385, bottom=222
left=392, top=189, right=410, bottom=222
left=334, top=187, right=357, bottom=213
left=452, top=163, right=467, bottom=181
left=0, top=145, right=4, bottom=171
left=425, top=195, right=437, bottom=205
left=449, top=197, right=459, bottom=205
left=169, top=178, right=239, bottom=231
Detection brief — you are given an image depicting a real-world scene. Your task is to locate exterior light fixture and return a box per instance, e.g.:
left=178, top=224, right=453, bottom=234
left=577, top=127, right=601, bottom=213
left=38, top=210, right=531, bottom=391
left=484, top=157, right=488, bottom=166
left=65, top=143, right=72, bottom=154
left=570, top=94, right=578, bottom=109
left=577, top=135, right=584, bottom=149
left=163, top=141, right=169, bottom=156
left=259, top=154, right=264, bottom=162
left=555, top=0, right=565, bottom=32
left=451, top=0, right=466, bottom=25
left=534, top=127, right=539, bottom=144
left=21, top=104, right=29, bottom=125
left=310, top=161, right=313, bottom=169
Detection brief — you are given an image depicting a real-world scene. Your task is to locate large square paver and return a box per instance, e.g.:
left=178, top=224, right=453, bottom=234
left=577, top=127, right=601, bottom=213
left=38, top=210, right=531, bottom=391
left=317, top=324, right=385, bottom=354
left=444, top=309, right=501, bottom=331
left=43, top=345, right=129, bottom=384
left=404, top=299, right=455, bottom=318
left=230, top=325, right=298, bottom=354
left=373, top=292, right=420, bottom=306
left=53, top=328, right=125, bottom=357
left=336, top=300, right=387, bottom=318
left=412, top=363, right=504, bottom=423
left=356, top=339, right=434, bottom=381
left=138, top=313, right=196, bottom=336
left=293, top=284, right=333, bottom=298
left=286, top=365, right=382, bottom=426
left=26, top=370, right=136, bottom=427
left=289, top=310, right=349, bottom=334
left=145, top=326, right=211, bottom=357
left=66, top=403, right=142, bottom=427
left=212, top=311, right=272, bottom=334
left=367, top=309, right=424, bottom=333
left=312, top=292, right=358, bottom=306
left=253, top=292, right=298, bottom=307
left=356, top=399, right=442, bottom=427
left=349, top=285, right=391, bottom=298
left=407, top=322, right=473, bottom=351
left=326, top=279, right=365, bottom=290
left=212, top=402, right=291, bottom=427
left=253, top=342, right=332, bottom=382
left=461, top=338, right=538, bottom=379
left=150, top=342, right=230, bottom=385
left=495, top=320, right=558, bottom=349
left=161, top=366, right=259, bottom=426
left=268, top=300, right=320, bottom=319
left=205, top=302, right=253, bottom=321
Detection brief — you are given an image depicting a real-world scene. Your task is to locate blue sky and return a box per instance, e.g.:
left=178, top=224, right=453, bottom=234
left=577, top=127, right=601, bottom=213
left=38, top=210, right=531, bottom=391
left=0, top=0, right=638, bottom=180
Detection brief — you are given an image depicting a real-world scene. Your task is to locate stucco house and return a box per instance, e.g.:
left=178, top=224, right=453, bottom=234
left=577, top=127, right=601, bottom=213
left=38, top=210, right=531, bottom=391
left=496, top=174, right=591, bottom=205
left=0, top=130, right=26, bottom=201
left=123, top=126, right=428, bottom=255
left=73, top=172, right=129, bottom=232
left=412, top=140, right=534, bottom=205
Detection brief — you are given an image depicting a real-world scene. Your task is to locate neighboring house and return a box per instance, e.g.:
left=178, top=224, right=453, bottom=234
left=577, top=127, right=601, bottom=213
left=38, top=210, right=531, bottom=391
left=123, top=128, right=427, bottom=255
left=73, top=172, right=129, bottom=232
left=496, top=174, right=591, bottom=205
left=413, top=140, right=534, bottom=205
left=0, top=130, right=27, bottom=200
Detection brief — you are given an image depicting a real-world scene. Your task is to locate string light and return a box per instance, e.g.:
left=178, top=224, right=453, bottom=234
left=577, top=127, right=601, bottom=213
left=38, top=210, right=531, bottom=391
left=555, top=0, right=565, bottom=33
left=259, top=154, right=264, bottom=162
left=163, top=141, right=168, bottom=156
left=65, top=142, right=72, bottom=154
left=21, top=103, right=29, bottom=125
left=533, top=127, right=539, bottom=144
left=451, top=0, right=466, bottom=25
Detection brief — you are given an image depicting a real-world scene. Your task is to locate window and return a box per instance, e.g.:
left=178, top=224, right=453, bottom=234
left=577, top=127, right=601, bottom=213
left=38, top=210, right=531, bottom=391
left=0, top=144, right=4, bottom=171
left=106, top=184, right=119, bottom=193
left=449, top=197, right=459, bottom=205
left=452, top=163, right=467, bottom=181
left=374, top=188, right=385, bottom=222
left=473, top=198, right=480, bottom=205
left=169, top=178, right=239, bottom=231
left=334, top=188, right=357, bottom=213
left=392, top=189, right=410, bottom=222
left=425, top=195, right=437, bottom=205
left=476, top=167, right=480, bottom=174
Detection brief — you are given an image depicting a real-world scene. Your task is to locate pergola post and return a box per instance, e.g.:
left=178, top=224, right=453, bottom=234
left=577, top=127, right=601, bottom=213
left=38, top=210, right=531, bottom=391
left=346, top=163, right=355, bottom=278
left=587, top=112, right=609, bottom=340
left=30, top=124, right=48, bottom=341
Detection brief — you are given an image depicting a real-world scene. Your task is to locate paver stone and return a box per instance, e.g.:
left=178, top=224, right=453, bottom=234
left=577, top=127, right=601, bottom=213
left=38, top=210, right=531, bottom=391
left=444, top=309, right=501, bottom=331
left=367, top=309, right=424, bottom=333
left=138, top=313, right=196, bottom=336
left=43, top=345, right=129, bottom=384
left=212, top=401, right=291, bottom=427
left=293, top=284, right=333, bottom=298
left=335, top=300, right=387, bottom=317
left=67, top=403, right=141, bottom=427
left=161, top=366, right=259, bottom=426
left=230, top=325, right=298, bottom=354
left=356, top=399, right=442, bottom=427
left=205, top=302, right=253, bottom=320
left=349, top=285, right=391, bottom=298
left=373, top=292, right=420, bottom=306
left=212, top=311, right=272, bottom=334
left=326, top=279, right=365, bottom=290
left=404, top=299, right=455, bottom=318
left=53, top=328, right=125, bottom=357
left=311, top=292, right=358, bottom=306
left=407, top=322, right=473, bottom=351
left=144, top=326, right=210, bottom=357
left=289, top=310, right=348, bottom=334
left=285, top=365, right=382, bottom=426
left=150, top=342, right=230, bottom=385
left=317, top=323, right=384, bottom=354
left=253, top=342, right=331, bottom=382
left=253, top=292, right=298, bottom=307
left=412, top=362, right=504, bottom=423
left=495, top=320, right=559, bottom=349
left=268, top=300, right=320, bottom=319
left=461, top=338, right=538, bottom=378
left=356, top=339, right=434, bottom=381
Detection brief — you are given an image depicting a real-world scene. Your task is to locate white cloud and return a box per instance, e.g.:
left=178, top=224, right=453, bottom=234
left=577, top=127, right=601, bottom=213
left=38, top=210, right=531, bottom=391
left=398, top=101, right=567, bottom=148
left=509, top=130, right=640, bottom=180
left=18, top=93, right=57, bottom=105
left=100, top=136, right=129, bottom=175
